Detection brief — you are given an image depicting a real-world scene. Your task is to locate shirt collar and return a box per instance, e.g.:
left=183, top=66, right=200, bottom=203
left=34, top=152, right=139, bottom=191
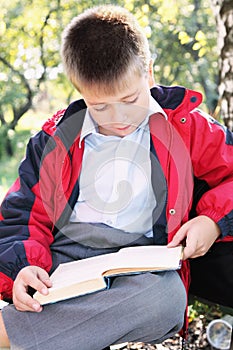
left=79, top=95, right=167, bottom=146
left=149, top=95, right=167, bottom=120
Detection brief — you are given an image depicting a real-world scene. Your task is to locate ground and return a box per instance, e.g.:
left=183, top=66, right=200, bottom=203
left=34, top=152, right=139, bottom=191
left=110, top=316, right=210, bottom=349
left=111, top=301, right=233, bottom=350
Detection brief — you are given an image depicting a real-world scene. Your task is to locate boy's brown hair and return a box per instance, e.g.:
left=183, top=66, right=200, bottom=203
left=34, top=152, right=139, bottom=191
left=61, top=5, right=150, bottom=93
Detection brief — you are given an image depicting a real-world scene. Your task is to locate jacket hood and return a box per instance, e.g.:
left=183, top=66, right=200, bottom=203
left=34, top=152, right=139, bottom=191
left=150, top=85, right=202, bottom=112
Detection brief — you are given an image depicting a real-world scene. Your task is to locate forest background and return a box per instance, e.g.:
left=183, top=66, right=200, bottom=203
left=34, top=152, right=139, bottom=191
left=0, top=2, right=233, bottom=347
left=0, top=0, right=232, bottom=201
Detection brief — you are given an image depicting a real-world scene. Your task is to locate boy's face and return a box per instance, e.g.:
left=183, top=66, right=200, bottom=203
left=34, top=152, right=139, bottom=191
left=80, top=71, right=152, bottom=137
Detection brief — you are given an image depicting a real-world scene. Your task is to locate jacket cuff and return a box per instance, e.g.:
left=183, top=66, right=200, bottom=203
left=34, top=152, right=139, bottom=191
left=217, top=210, right=233, bottom=238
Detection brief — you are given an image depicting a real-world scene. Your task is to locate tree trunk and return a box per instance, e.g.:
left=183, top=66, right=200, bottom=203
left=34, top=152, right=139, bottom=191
left=211, top=0, right=233, bottom=129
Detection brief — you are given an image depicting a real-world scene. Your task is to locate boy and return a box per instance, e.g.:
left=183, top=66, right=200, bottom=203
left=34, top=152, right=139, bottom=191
left=0, top=5, right=232, bottom=349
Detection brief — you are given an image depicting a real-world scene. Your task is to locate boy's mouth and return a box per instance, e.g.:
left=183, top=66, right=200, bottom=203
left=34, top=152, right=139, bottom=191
left=116, top=125, right=131, bottom=131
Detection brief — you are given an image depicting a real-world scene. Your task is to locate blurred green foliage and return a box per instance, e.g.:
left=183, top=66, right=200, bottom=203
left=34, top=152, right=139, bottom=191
left=0, top=0, right=218, bottom=126
left=0, top=128, right=32, bottom=200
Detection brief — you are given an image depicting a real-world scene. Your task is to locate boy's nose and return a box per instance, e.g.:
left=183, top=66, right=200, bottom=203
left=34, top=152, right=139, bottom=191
left=110, top=103, right=128, bottom=124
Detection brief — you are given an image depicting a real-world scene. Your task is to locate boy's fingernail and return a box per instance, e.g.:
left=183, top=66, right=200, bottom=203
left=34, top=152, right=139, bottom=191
left=33, top=303, right=40, bottom=311
left=41, top=287, right=48, bottom=295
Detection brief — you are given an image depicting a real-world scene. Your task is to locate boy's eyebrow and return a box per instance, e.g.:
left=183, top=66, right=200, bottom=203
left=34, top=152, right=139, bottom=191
left=88, top=90, right=139, bottom=106
left=120, top=89, right=139, bottom=100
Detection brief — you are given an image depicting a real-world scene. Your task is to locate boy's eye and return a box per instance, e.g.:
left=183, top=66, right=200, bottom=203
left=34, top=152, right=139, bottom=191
left=91, top=95, right=139, bottom=111
left=124, top=96, right=139, bottom=104
left=93, top=104, right=108, bottom=112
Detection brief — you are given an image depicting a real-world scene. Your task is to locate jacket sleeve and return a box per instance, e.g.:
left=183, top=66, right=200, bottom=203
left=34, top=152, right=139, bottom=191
left=190, top=110, right=233, bottom=238
left=0, top=130, right=57, bottom=300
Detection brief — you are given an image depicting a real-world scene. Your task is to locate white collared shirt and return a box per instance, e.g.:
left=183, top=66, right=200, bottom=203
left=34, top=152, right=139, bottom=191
left=70, top=96, right=167, bottom=237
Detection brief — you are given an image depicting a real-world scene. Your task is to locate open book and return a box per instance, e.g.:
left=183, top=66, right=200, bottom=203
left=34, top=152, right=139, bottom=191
left=34, top=245, right=183, bottom=305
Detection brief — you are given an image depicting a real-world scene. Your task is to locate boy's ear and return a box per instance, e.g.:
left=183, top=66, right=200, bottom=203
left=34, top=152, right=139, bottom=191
left=148, top=59, right=155, bottom=88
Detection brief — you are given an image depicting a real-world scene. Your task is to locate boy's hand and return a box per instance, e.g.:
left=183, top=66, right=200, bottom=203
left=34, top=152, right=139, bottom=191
left=13, top=266, right=52, bottom=312
left=167, top=215, right=220, bottom=260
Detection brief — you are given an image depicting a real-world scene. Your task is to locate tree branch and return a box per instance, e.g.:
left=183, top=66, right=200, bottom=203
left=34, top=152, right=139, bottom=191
left=0, top=56, right=32, bottom=94
left=38, top=7, right=60, bottom=88
left=0, top=56, right=33, bottom=129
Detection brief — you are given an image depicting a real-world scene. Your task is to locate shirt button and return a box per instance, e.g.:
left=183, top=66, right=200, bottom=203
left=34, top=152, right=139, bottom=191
left=180, top=117, right=186, bottom=123
left=169, top=208, right=176, bottom=215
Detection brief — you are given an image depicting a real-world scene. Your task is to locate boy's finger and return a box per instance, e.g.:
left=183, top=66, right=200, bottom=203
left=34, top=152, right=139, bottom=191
left=20, top=267, right=51, bottom=296
left=36, top=268, right=52, bottom=288
left=182, top=233, right=198, bottom=259
left=167, top=226, right=187, bottom=247
left=29, top=278, right=50, bottom=297
left=13, top=281, right=42, bottom=312
left=14, top=292, right=42, bottom=312
left=182, top=246, right=194, bottom=260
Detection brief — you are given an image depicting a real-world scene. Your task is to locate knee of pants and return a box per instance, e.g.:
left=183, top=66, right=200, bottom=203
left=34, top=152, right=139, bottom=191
left=130, top=271, right=187, bottom=327
left=120, top=271, right=186, bottom=343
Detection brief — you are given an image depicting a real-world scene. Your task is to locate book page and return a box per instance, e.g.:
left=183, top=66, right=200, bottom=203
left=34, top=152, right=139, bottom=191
left=102, top=245, right=182, bottom=276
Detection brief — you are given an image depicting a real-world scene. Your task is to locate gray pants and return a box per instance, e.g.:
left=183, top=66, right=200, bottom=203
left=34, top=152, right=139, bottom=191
left=2, top=223, right=186, bottom=350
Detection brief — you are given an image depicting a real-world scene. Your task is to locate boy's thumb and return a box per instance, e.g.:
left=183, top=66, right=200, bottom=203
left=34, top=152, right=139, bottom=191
left=167, top=226, right=187, bottom=247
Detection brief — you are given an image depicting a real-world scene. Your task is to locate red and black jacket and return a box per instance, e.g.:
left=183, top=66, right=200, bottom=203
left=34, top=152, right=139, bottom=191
left=1, top=85, right=233, bottom=302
